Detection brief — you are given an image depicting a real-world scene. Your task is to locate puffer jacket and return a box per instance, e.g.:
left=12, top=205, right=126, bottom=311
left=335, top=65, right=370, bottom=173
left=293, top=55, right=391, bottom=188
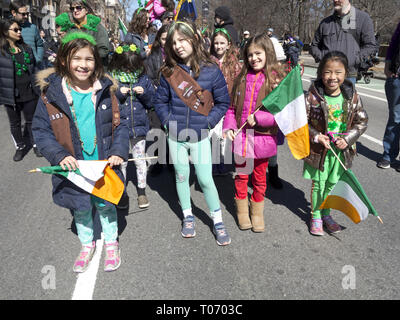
left=124, top=32, right=156, bottom=61
left=153, top=63, right=230, bottom=141
left=114, top=74, right=155, bottom=138
left=223, top=70, right=278, bottom=159
left=21, top=21, right=43, bottom=64
left=0, top=44, right=39, bottom=106
left=303, top=79, right=368, bottom=171
left=32, top=68, right=129, bottom=211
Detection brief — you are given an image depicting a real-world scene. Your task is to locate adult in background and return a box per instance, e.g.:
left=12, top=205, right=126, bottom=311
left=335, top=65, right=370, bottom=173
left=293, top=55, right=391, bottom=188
left=377, top=21, right=400, bottom=170
left=0, top=19, right=41, bottom=161
left=125, top=7, right=155, bottom=60
left=55, top=1, right=110, bottom=66
left=160, top=11, right=174, bottom=26
left=239, top=30, right=250, bottom=58
left=10, top=0, right=43, bottom=66
left=310, top=0, right=376, bottom=83
left=40, top=29, right=58, bottom=69
left=266, top=28, right=286, bottom=62
left=214, top=6, right=239, bottom=46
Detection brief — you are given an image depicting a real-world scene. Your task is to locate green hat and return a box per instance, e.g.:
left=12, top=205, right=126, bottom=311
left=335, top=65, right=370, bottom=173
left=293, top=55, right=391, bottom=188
left=55, top=12, right=75, bottom=32
left=61, top=31, right=97, bottom=46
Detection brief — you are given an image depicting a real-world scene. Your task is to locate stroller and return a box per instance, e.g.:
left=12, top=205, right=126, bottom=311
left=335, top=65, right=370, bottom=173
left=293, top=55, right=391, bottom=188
left=356, top=54, right=380, bottom=84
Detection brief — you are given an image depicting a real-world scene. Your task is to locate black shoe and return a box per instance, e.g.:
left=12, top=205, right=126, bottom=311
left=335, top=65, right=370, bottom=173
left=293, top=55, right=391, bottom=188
left=268, top=165, right=283, bottom=189
left=13, top=146, right=26, bottom=162
left=33, top=146, right=43, bottom=157
left=377, top=159, right=391, bottom=169
left=116, top=193, right=129, bottom=210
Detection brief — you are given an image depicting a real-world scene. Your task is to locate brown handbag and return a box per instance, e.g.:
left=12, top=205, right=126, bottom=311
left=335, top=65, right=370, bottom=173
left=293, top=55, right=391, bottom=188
left=161, top=65, right=214, bottom=116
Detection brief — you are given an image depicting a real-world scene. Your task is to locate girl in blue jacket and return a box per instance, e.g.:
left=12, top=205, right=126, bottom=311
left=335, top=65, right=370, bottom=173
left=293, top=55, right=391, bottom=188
left=32, top=32, right=129, bottom=273
left=109, top=42, right=155, bottom=210
left=153, top=20, right=232, bottom=246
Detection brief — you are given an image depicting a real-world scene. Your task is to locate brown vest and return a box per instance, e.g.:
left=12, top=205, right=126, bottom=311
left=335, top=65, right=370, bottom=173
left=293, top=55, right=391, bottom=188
left=161, top=65, right=214, bottom=116
left=233, top=77, right=278, bottom=135
left=41, top=92, right=120, bottom=157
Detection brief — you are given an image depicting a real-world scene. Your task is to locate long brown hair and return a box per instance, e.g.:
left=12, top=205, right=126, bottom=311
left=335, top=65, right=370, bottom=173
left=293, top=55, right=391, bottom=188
left=128, top=8, right=149, bottom=37
left=55, top=37, right=104, bottom=85
left=163, top=19, right=215, bottom=78
left=210, top=29, right=241, bottom=92
left=231, top=33, right=285, bottom=105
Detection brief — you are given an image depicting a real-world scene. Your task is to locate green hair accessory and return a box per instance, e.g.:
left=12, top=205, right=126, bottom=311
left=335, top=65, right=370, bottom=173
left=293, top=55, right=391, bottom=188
left=115, top=44, right=140, bottom=54
left=61, top=31, right=97, bottom=46
left=55, top=12, right=75, bottom=32
left=214, top=28, right=231, bottom=42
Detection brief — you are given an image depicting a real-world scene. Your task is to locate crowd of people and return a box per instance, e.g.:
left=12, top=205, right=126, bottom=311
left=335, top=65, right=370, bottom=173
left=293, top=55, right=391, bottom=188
left=0, top=0, right=397, bottom=274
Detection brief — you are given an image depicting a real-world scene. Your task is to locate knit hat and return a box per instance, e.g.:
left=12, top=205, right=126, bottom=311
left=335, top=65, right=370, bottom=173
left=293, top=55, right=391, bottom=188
left=215, top=6, right=231, bottom=21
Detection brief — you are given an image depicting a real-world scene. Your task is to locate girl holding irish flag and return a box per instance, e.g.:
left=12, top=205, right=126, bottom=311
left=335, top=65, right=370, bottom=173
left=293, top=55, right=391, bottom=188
left=223, top=34, right=285, bottom=233
left=32, top=32, right=129, bottom=272
left=303, top=51, right=368, bottom=236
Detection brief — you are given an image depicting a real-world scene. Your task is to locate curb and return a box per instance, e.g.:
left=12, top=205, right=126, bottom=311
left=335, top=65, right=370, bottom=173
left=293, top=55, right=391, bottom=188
left=302, top=63, right=387, bottom=81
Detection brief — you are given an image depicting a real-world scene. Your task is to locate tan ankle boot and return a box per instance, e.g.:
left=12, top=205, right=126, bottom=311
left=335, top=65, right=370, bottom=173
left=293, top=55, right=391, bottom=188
left=250, top=199, right=265, bottom=232
left=235, top=197, right=252, bottom=230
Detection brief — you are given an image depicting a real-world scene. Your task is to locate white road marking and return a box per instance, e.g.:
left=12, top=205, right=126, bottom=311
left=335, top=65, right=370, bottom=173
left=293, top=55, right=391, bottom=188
left=71, top=233, right=104, bottom=300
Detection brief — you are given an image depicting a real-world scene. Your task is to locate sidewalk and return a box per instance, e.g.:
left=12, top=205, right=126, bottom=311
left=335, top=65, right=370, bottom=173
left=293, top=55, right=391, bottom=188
left=300, top=52, right=386, bottom=80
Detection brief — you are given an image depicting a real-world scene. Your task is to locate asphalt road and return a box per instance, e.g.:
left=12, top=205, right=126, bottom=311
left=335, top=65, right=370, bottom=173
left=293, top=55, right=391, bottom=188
left=0, top=69, right=399, bottom=303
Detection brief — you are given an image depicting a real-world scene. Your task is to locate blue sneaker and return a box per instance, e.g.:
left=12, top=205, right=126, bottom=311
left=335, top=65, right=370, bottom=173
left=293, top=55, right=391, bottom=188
left=213, top=222, right=231, bottom=246
left=181, top=215, right=196, bottom=238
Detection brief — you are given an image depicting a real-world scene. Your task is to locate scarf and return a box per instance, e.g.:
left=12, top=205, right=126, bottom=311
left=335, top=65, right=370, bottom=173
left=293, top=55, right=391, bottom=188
left=111, top=70, right=141, bottom=84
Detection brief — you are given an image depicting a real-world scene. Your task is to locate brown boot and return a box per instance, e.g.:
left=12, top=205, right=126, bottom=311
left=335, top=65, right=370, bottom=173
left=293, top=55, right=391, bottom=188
left=250, top=199, right=265, bottom=232
left=235, top=197, right=251, bottom=230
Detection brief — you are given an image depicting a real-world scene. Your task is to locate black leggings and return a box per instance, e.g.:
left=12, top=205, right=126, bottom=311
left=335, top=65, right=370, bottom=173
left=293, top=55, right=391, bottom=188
left=5, top=98, right=38, bottom=148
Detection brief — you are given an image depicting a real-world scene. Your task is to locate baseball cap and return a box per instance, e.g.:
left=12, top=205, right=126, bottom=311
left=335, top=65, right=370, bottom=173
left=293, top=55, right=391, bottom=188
left=244, top=31, right=249, bottom=35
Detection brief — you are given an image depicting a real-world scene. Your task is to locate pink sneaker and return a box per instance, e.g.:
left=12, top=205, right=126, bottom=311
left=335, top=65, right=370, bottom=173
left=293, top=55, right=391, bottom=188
left=104, top=242, right=121, bottom=272
left=73, top=242, right=96, bottom=273
left=310, top=218, right=324, bottom=236
left=322, top=215, right=342, bottom=234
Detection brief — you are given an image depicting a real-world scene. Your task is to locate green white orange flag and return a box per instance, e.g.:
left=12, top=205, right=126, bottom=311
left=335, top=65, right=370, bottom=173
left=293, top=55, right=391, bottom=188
left=319, top=169, right=380, bottom=224
left=262, top=64, right=310, bottom=160
left=30, top=160, right=124, bottom=205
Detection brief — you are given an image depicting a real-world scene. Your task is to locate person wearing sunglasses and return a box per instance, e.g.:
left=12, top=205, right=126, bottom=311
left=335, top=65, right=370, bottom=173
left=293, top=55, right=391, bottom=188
left=10, top=0, right=43, bottom=66
left=53, top=0, right=110, bottom=67
left=0, top=18, right=41, bottom=161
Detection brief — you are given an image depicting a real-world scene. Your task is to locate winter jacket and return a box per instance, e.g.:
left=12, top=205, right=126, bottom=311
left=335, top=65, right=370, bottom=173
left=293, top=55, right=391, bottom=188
left=211, top=54, right=242, bottom=96
left=32, top=68, right=129, bottom=211
left=146, top=48, right=163, bottom=87
left=0, top=44, right=39, bottom=106
left=310, top=6, right=377, bottom=76
left=114, top=74, right=155, bottom=138
left=303, top=79, right=368, bottom=171
left=21, top=21, right=43, bottom=64
left=386, top=21, right=400, bottom=74
left=223, top=70, right=278, bottom=159
left=153, top=63, right=230, bottom=141
left=124, top=32, right=156, bottom=61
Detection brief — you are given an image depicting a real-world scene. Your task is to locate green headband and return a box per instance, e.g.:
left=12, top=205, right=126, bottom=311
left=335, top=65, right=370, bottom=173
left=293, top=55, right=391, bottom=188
left=115, top=44, right=140, bottom=54
left=214, top=28, right=231, bottom=42
left=61, top=31, right=97, bottom=46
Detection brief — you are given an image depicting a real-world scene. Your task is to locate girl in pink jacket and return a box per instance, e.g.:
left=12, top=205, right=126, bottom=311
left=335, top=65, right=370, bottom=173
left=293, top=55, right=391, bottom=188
left=223, top=34, right=285, bottom=233
left=150, top=0, right=176, bottom=24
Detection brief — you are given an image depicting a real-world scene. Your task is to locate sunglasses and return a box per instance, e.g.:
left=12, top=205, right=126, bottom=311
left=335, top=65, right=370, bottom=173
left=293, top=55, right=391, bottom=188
left=70, top=5, right=84, bottom=12
left=18, top=12, right=29, bottom=17
left=9, top=27, right=22, bottom=33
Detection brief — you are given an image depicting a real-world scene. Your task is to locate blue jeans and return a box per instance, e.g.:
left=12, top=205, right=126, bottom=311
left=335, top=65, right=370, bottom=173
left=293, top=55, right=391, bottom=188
left=382, top=77, right=400, bottom=162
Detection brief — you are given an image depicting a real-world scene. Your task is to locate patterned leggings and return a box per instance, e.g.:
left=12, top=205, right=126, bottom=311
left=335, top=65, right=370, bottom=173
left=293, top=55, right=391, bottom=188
left=120, top=138, right=147, bottom=188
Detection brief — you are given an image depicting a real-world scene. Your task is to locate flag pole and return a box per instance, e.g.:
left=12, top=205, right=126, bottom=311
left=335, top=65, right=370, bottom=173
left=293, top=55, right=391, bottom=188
left=233, top=105, right=263, bottom=138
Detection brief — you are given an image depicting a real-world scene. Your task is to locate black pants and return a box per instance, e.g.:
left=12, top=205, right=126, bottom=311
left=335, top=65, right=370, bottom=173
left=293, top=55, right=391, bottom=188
left=5, top=98, right=38, bottom=148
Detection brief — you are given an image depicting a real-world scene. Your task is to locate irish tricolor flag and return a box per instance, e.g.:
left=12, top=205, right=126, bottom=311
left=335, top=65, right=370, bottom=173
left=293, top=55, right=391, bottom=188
left=262, top=64, right=310, bottom=160
left=319, top=169, right=380, bottom=224
left=30, top=161, right=124, bottom=205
